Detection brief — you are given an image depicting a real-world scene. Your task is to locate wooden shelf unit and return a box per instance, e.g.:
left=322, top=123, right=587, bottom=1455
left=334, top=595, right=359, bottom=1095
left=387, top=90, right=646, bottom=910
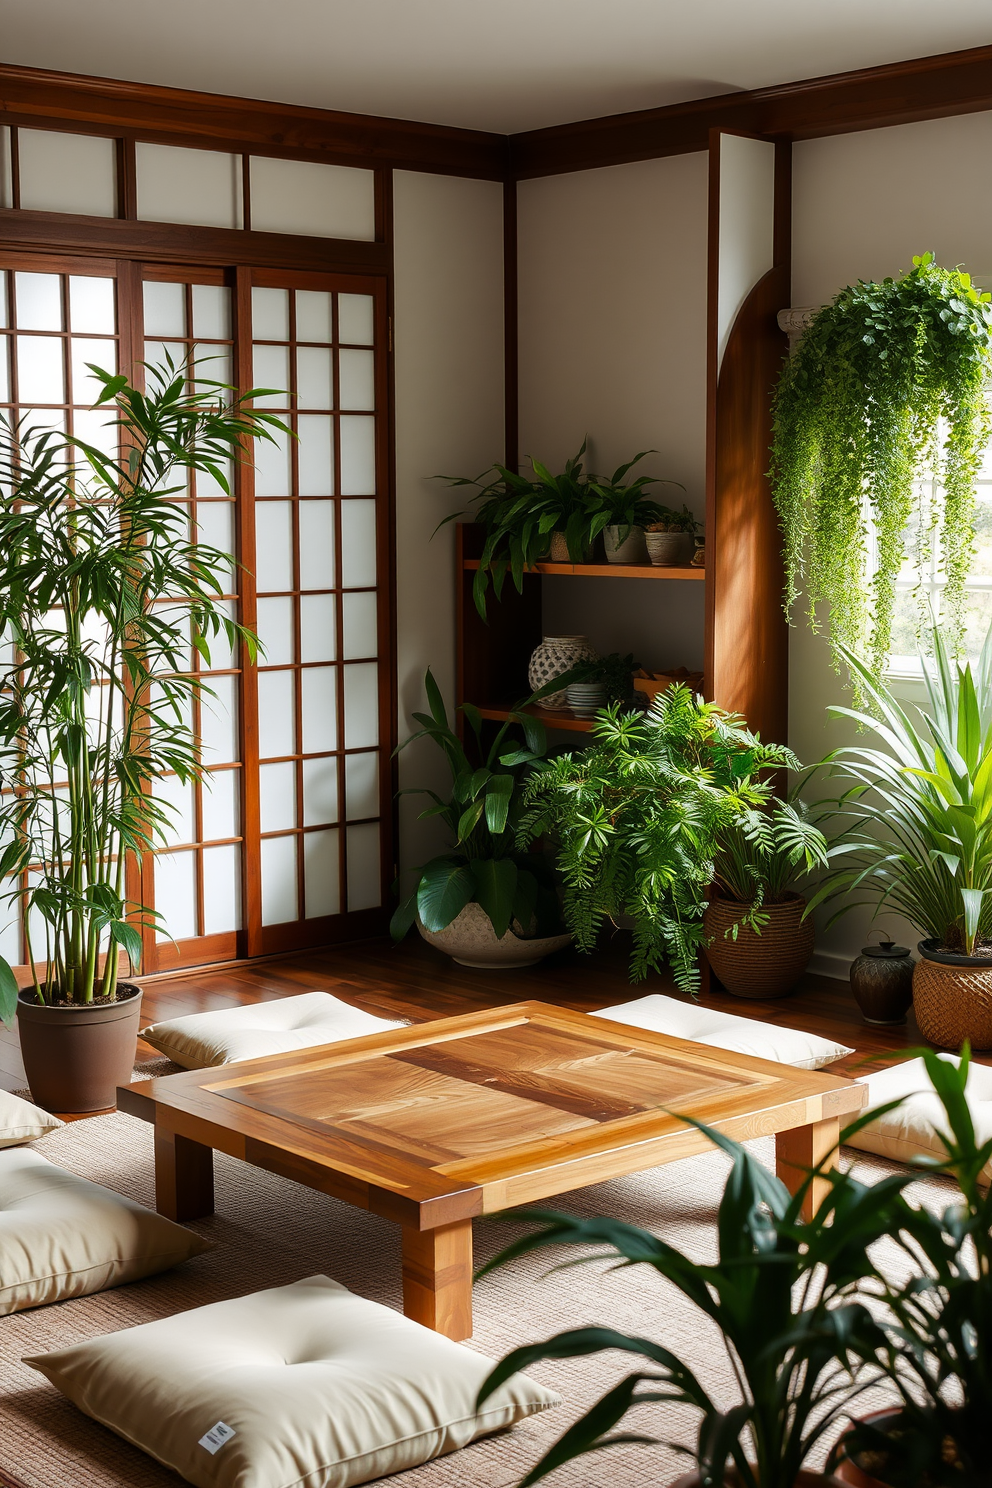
left=462, top=558, right=704, bottom=581
left=477, top=702, right=597, bottom=733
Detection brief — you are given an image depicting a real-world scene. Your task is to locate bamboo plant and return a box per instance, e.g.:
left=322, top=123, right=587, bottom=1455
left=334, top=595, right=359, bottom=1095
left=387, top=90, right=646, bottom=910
left=0, top=359, right=286, bottom=1025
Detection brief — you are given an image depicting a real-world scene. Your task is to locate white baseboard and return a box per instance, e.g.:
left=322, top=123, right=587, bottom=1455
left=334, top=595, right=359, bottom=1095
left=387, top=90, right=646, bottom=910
left=809, top=948, right=853, bottom=982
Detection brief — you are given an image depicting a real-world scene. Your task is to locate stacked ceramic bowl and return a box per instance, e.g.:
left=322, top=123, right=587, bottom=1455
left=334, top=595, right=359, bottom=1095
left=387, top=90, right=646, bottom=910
left=565, top=681, right=607, bottom=717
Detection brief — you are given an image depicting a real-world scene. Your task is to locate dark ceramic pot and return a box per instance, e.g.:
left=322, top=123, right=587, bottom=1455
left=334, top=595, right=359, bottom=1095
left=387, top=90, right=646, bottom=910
left=670, top=1470, right=845, bottom=1487
left=831, top=1408, right=904, bottom=1486
left=849, top=940, right=914, bottom=1025
left=16, top=983, right=142, bottom=1113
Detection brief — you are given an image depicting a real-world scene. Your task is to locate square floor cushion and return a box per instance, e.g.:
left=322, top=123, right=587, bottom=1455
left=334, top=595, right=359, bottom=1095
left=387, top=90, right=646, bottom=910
left=26, top=1274, right=562, bottom=1488
left=0, top=1087, right=63, bottom=1147
left=845, top=1054, right=992, bottom=1183
left=0, top=1147, right=210, bottom=1314
left=141, top=991, right=408, bottom=1070
left=592, top=993, right=853, bottom=1070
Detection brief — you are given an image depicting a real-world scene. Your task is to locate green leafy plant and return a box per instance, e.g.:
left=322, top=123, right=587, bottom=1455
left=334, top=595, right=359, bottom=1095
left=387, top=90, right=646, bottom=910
left=646, top=503, right=699, bottom=534
left=568, top=651, right=641, bottom=707
left=390, top=671, right=565, bottom=943
left=477, top=1113, right=907, bottom=1488
left=713, top=795, right=829, bottom=934
left=584, top=451, right=684, bottom=541
left=769, top=254, right=992, bottom=683
left=516, top=685, right=796, bottom=989
left=809, top=619, right=992, bottom=955
left=0, top=359, right=286, bottom=1026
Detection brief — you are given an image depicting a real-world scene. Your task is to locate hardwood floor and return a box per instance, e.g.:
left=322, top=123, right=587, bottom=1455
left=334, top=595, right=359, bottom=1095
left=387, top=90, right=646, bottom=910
left=1, top=932, right=974, bottom=1113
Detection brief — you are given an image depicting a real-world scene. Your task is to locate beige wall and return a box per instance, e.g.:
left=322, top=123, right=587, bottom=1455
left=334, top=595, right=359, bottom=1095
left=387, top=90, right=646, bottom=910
left=392, top=170, right=505, bottom=876
left=790, top=112, right=992, bottom=974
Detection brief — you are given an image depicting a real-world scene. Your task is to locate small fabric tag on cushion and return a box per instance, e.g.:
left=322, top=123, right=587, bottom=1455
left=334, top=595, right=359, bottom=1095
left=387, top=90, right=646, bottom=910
left=198, top=1421, right=236, bottom=1454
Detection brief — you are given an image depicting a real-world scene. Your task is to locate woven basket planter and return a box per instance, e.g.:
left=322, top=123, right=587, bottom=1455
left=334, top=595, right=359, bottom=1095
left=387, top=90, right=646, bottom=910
left=703, top=892, right=814, bottom=999
left=913, top=939, right=992, bottom=1050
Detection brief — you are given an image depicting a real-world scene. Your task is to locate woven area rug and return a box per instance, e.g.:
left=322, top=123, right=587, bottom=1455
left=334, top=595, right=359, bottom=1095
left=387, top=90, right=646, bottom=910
left=0, top=1083, right=950, bottom=1488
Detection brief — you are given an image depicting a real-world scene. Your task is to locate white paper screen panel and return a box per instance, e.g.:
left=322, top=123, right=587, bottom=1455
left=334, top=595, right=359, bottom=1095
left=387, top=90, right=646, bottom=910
left=17, top=130, right=117, bottom=218
left=0, top=129, right=11, bottom=210
left=716, top=134, right=775, bottom=372
left=136, top=143, right=243, bottom=230
left=249, top=156, right=375, bottom=241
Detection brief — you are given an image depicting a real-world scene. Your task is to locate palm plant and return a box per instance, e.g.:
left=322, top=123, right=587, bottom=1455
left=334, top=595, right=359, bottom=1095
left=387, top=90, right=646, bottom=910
left=516, top=685, right=796, bottom=989
left=713, top=796, right=829, bottom=934
left=0, top=359, right=285, bottom=1024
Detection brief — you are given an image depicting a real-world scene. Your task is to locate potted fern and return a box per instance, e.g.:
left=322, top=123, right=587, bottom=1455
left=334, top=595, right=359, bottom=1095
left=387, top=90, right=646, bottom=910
left=0, top=361, right=284, bottom=1111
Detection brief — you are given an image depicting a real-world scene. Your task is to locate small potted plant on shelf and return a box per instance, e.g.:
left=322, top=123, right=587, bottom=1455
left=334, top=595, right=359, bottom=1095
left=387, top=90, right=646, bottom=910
left=810, top=619, right=992, bottom=1049
left=390, top=670, right=571, bottom=968
left=0, top=360, right=284, bottom=1112
left=706, top=796, right=829, bottom=999
left=583, top=451, right=685, bottom=564
left=645, top=504, right=700, bottom=566
left=564, top=651, right=640, bottom=717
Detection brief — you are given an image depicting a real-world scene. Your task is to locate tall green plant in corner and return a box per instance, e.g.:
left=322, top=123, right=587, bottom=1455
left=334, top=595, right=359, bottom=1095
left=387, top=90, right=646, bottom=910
left=769, top=254, right=992, bottom=682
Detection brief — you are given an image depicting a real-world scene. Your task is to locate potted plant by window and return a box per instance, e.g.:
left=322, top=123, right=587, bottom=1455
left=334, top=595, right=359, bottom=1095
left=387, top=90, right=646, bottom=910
left=390, top=671, right=571, bottom=968
left=0, top=360, right=284, bottom=1111
left=810, top=621, right=992, bottom=1049
left=516, top=685, right=796, bottom=991
left=705, top=797, right=829, bottom=998
left=582, top=451, right=685, bottom=564
left=645, top=504, right=699, bottom=566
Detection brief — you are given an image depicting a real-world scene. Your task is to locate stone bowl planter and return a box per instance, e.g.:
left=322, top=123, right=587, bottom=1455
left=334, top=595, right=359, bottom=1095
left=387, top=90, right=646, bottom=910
left=645, top=530, right=693, bottom=565
left=417, top=902, right=572, bottom=969
left=703, top=892, right=814, bottom=999
left=913, top=938, right=992, bottom=1049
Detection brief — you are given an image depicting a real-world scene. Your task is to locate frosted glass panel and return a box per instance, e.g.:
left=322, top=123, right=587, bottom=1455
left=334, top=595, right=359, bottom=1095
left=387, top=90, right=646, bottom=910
left=192, top=284, right=231, bottom=340
left=339, top=416, right=375, bottom=495
left=256, top=598, right=294, bottom=667
left=197, top=458, right=234, bottom=499
left=346, top=752, right=379, bottom=820
left=249, top=156, right=375, bottom=241
left=194, top=345, right=232, bottom=387
left=201, top=674, right=238, bottom=764
left=254, top=428, right=292, bottom=496
left=15, top=273, right=62, bottom=331
left=0, top=129, right=11, bottom=212
left=301, top=667, right=337, bottom=753
left=203, top=597, right=237, bottom=673
left=300, top=594, right=337, bottom=663
left=297, top=415, right=334, bottom=497
left=154, top=851, right=197, bottom=942
left=261, top=834, right=297, bottom=925
left=251, top=287, right=289, bottom=342
left=144, top=341, right=185, bottom=379
left=338, top=294, right=374, bottom=346
left=143, top=280, right=185, bottom=337
left=155, top=772, right=194, bottom=848
left=252, top=344, right=290, bottom=408
left=296, top=291, right=332, bottom=342
left=196, top=500, right=234, bottom=555
left=302, top=757, right=338, bottom=827
left=304, top=829, right=340, bottom=918
left=254, top=502, right=294, bottom=592
left=136, top=143, right=242, bottom=229
left=0, top=273, right=7, bottom=326
left=338, top=349, right=375, bottom=411
left=69, top=277, right=115, bottom=334
left=343, top=663, right=378, bottom=749
left=201, top=767, right=238, bottom=842
left=18, top=130, right=116, bottom=218
left=203, top=844, right=240, bottom=935
left=71, top=338, right=115, bottom=406
left=297, top=347, right=333, bottom=410
left=340, top=499, right=377, bottom=587
left=0, top=342, right=8, bottom=403
left=346, top=823, right=380, bottom=911
left=72, top=408, right=117, bottom=459
left=341, top=591, right=377, bottom=659
left=260, top=761, right=297, bottom=833
left=0, top=878, right=20, bottom=968
left=17, top=336, right=63, bottom=404
left=299, top=501, right=335, bottom=589
left=257, top=670, right=295, bottom=758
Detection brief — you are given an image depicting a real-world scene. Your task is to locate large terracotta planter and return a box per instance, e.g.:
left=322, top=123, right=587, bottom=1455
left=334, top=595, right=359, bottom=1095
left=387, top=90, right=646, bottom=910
left=16, top=983, right=142, bottom=1113
left=704, top=892, right=814, bottom=999
left=417, top=902, right=571, bottom=969
left=913, top=938, right=992, bottom=1050
left=830, top=1408, right=904, bottom=1486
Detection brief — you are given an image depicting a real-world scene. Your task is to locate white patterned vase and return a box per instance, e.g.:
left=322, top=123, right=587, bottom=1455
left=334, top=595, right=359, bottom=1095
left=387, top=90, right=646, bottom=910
left=527, top=634, right=598, bottom=710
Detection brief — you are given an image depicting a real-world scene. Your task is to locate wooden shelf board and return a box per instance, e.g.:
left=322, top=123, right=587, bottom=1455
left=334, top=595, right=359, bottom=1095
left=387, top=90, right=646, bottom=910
left=477, top=703, right=595, bottom=733
left=462, top=559, right=705, bottom=581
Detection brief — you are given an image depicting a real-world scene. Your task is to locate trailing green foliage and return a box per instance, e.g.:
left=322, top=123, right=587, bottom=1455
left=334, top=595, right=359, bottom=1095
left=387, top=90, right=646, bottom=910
left=712, top=794, right=828, bottom=933
left=0, top=358, right=286, bottom=1026
left=516, top=685, right=796, bottom=990
left=770, top=254, right=992, bottom=681
left=390, top=671, right=565, bottom=944
left=810, top=619, right=992, bottom=955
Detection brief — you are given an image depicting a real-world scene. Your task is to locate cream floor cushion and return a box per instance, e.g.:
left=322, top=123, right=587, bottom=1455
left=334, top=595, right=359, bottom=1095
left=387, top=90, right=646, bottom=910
left=141, top=991, right=408, bottom=1069
left=0, top=1087, right=63, bottom=1147
left=846, top=1054, right=992, bottom=1182
left=0, top=1147, right=209, bottom=1315
left=26, top=1274, right=562, bottom=1488
left=592, top=993, right=853, bottom=1070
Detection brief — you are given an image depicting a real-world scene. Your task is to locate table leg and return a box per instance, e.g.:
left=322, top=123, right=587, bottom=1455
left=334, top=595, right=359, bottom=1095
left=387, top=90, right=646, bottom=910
left=155, top=1125, right=215, bottom=1222
left=401, top=1220, right=474, bottom=1340
left=776, top=1116, right=840, bottom=1223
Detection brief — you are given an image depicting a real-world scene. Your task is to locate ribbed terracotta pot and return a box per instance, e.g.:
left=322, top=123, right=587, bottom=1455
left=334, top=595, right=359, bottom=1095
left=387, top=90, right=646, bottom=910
left=704, top=892, right=814, bottom=999
left=913, top=939, right=992, bottom=1050
left=16, top=984, right=142, bottom=1113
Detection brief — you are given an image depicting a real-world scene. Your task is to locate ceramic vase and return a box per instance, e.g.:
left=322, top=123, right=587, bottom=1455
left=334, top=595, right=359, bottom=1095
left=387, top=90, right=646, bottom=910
left=565, top=681, right=607, bottom=716
left=603, top=525, right=647, bottom=564
left=645, top=530, right=692, bottom=566
left=528, top=634, right=598, bottom=709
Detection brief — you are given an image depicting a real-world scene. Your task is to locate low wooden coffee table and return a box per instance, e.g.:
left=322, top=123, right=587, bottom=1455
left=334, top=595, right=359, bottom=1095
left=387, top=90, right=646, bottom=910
left=120, top=1001, right=864, bottom=1339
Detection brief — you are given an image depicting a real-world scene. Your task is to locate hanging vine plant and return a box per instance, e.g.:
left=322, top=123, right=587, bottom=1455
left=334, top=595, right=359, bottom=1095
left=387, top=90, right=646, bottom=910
left=769, top=253, right=992, bottom=681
